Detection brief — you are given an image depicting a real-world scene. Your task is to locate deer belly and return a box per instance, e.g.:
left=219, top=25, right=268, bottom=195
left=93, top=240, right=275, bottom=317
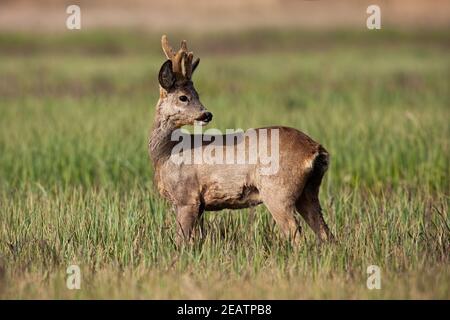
left=202, top=178, right=261, bottom=211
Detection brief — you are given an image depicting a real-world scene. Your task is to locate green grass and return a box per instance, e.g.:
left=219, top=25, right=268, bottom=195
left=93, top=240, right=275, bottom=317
left=0, top=30, right=448, bottom=299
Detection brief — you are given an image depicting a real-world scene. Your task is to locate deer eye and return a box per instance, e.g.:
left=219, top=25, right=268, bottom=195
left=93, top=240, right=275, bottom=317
left=179, top=95, right=189, bottom=102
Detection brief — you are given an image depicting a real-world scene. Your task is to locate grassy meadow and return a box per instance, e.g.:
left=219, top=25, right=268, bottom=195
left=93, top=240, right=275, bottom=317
left=0, top=30, right=448, bottom=299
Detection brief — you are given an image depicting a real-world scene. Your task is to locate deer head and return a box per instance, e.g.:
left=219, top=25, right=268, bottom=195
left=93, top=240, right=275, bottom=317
left=156, top=35, right=212, bottom=128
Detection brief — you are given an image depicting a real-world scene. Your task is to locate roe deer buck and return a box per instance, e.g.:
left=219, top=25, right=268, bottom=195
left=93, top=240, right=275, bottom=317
left=149, top=35, right=335, bottom=244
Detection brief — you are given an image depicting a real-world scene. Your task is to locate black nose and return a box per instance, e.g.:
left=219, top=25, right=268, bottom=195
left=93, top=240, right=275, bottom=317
left=196, top=111, right=213, bottom=122
left=204, top=112, right=213, bottom=122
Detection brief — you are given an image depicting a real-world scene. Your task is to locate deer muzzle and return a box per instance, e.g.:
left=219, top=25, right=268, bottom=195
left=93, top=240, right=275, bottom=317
left=195, top=112, right=213, bottom=125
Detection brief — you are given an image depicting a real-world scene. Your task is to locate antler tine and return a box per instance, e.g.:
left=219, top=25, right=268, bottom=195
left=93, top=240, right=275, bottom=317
left=184, top=52, right=194, bottom=78
left=161, top=35, right=175, bottom=59
left=172, top=51, right=185, bottom=74
left=180, top=40, right=188, bottom=52
left=178, top=40, right=194, bottom=78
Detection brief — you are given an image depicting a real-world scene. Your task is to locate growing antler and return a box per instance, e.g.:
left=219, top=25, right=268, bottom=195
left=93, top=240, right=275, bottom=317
left=161, top=35, right=199, bottom=80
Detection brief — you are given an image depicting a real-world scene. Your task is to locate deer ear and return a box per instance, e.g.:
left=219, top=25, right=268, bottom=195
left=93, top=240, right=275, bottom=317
left=158, top=60, right=175, bottom=90
left=192, top=58, right=200, bottom=75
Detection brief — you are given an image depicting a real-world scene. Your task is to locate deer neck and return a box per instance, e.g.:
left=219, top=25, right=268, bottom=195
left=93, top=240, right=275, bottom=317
left=149, top=110, right=177, bottom=166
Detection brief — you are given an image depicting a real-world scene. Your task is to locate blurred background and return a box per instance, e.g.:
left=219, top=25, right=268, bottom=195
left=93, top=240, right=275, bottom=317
left=1, top=0, right=449, bottom=31
left=0, top=0, right=449, bottom=299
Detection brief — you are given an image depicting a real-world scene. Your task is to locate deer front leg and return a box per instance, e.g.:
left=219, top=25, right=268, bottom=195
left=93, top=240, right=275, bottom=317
left=175, top=204, right=201, bottom=245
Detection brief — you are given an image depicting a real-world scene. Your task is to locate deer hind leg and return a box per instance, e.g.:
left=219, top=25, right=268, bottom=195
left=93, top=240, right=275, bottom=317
left=192, top=209, right=206, bottom=240
left=261, top=194, right=302, bottom=243
left=296, top=188, right=335, bottom=243
left=175, top=204, right=203, bottom=245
